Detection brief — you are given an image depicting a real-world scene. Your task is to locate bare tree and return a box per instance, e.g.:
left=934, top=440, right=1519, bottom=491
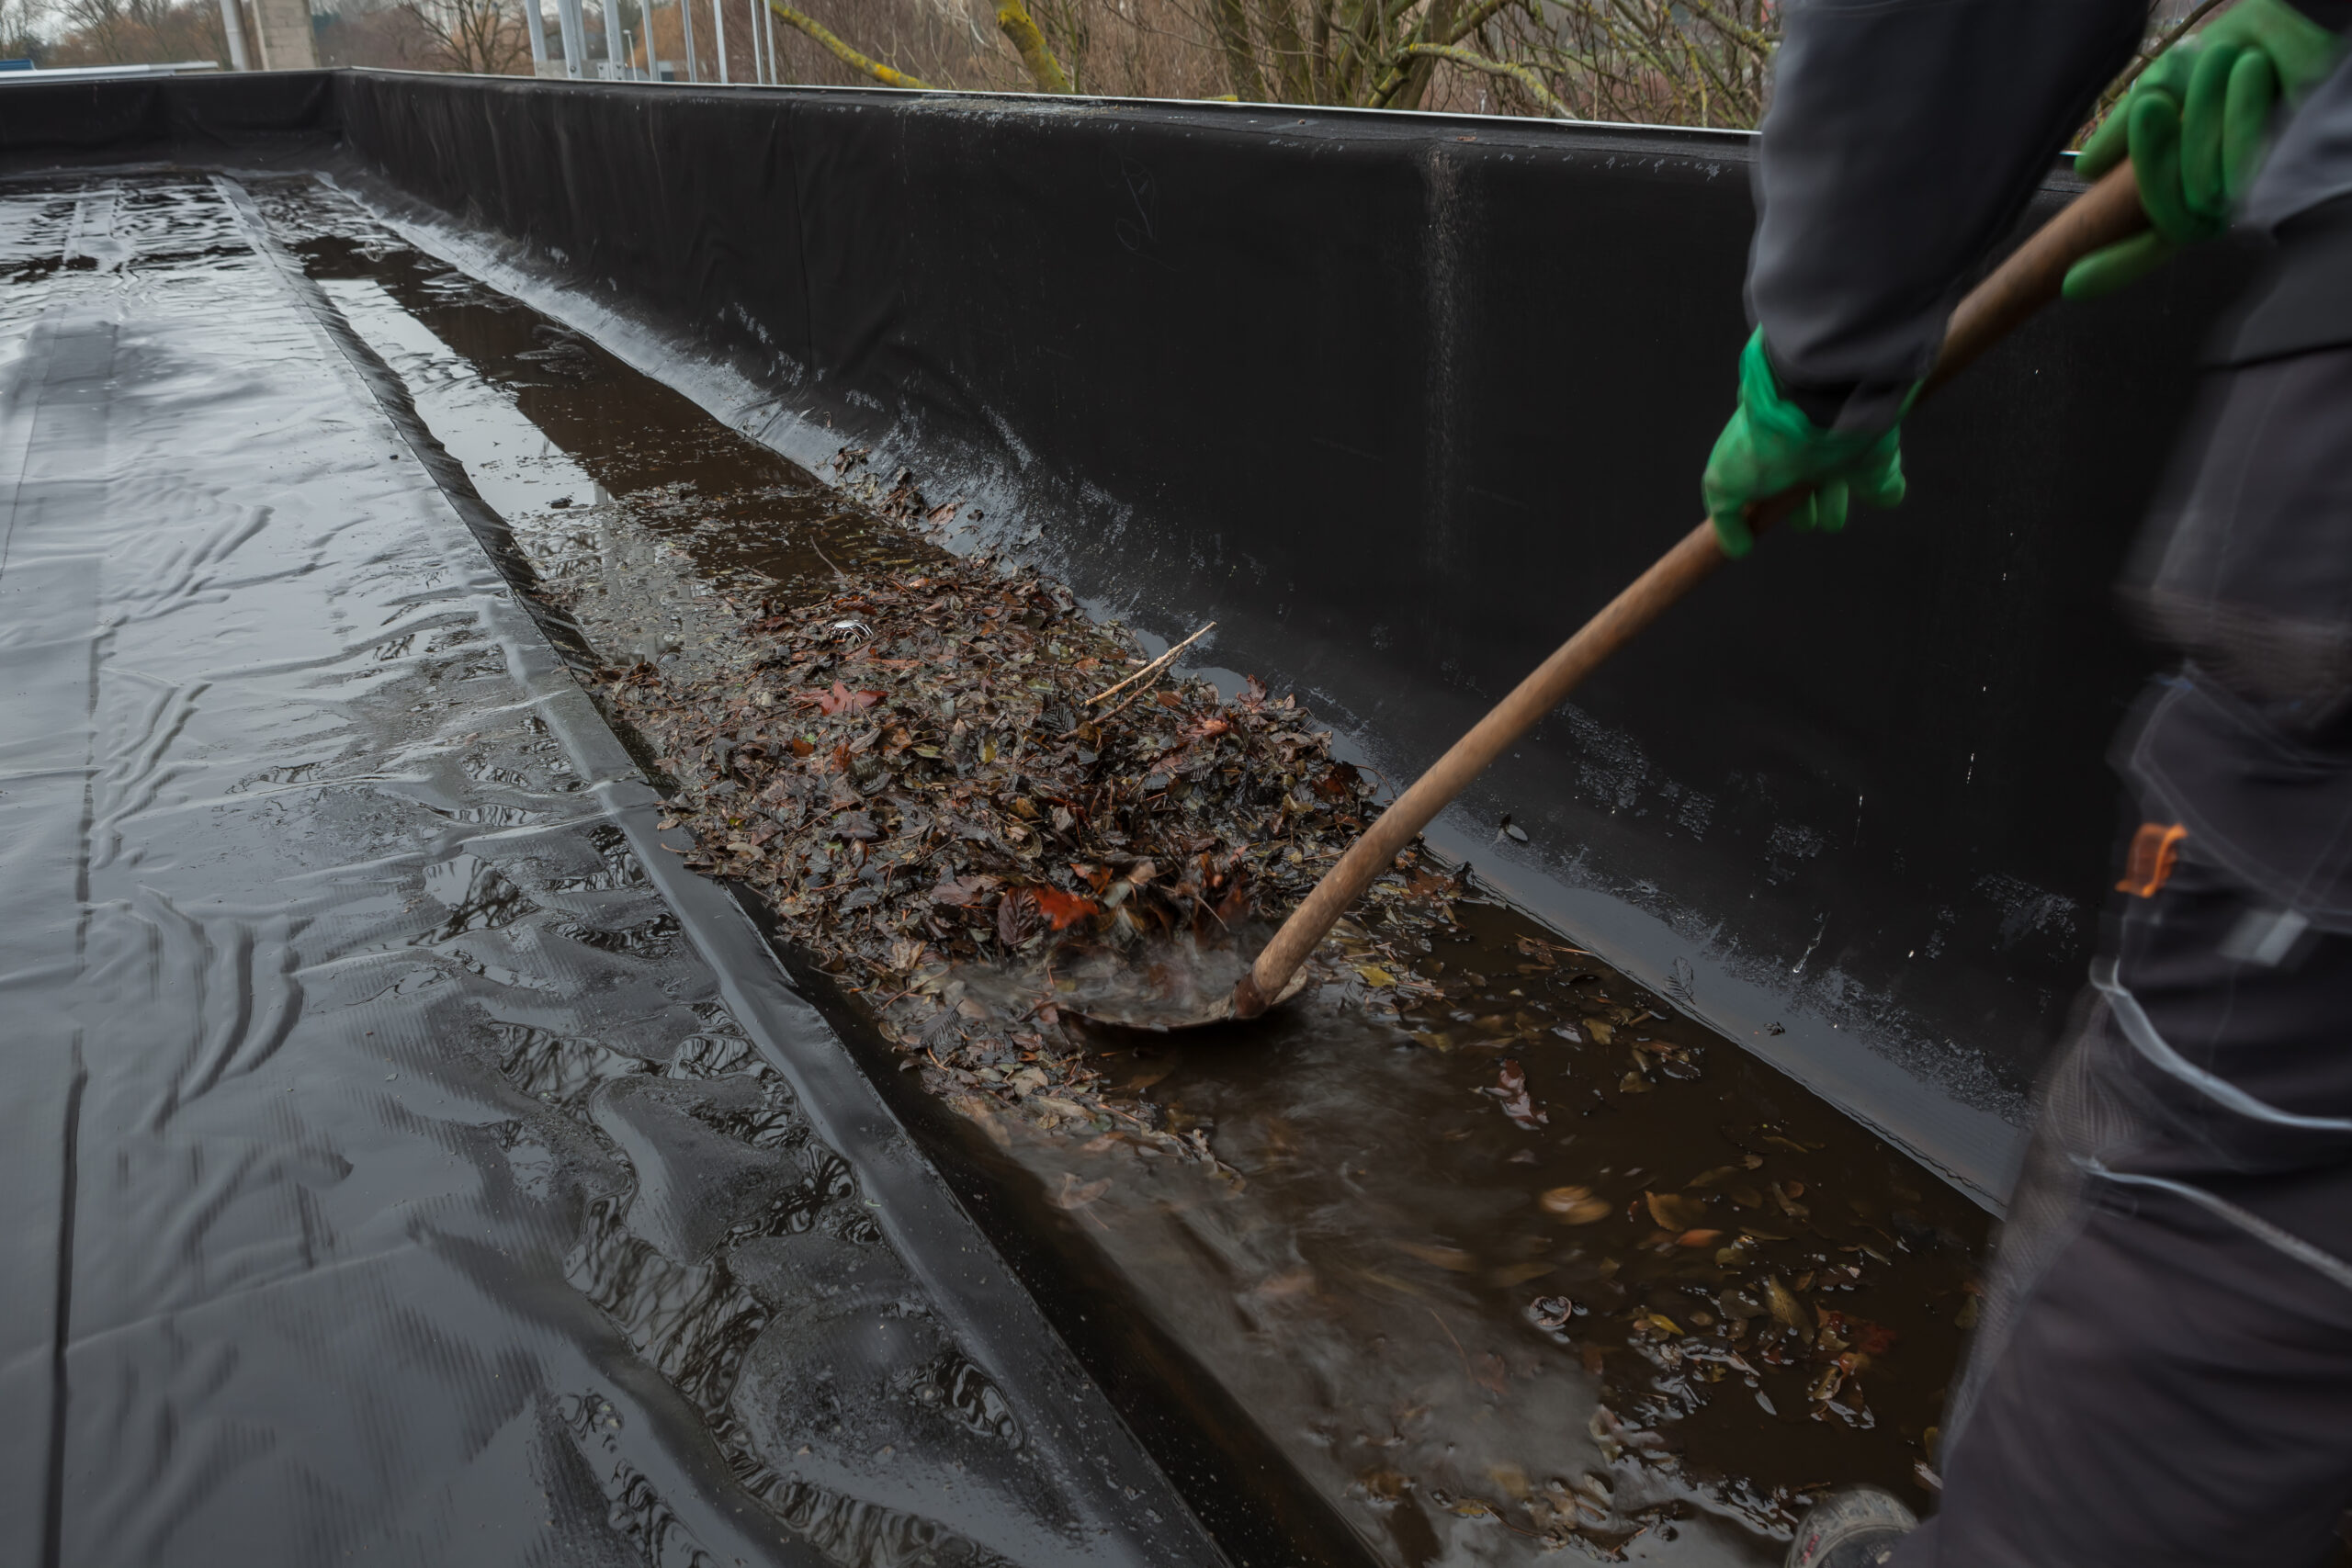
left=47, top=0, right=149, bottom=61
left=315, top=0, right=443, bottom=68
left=400, top=0, right=531, bottom=71
left=22, top=0, right=2159, bottom=142
left=0, top=0, right=48, bottom=58
left=749, top=0, right=2233, bottom=142
left=43, top=0, right=239, bottom=65
left=756, top=0, right=1772, bottom=121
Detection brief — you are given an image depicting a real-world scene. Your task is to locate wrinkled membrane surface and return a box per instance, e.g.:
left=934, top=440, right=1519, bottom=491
left=0, top=172, right=1218, bottom=1568
left=9, top=172, right=1999, bottom=1567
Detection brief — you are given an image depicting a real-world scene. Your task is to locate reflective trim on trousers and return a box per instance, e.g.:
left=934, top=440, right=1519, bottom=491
left=2080, top=1157, right=2352, bottom=1296
left=2089, top=956, right=2352, bottom=1132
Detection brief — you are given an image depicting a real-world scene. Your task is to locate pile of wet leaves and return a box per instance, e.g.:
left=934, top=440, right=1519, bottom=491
left=595, top=547, right=1440, bottom=1155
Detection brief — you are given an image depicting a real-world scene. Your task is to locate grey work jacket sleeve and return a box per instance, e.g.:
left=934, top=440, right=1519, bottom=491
left=1747, top=0, right=2147, bottom=432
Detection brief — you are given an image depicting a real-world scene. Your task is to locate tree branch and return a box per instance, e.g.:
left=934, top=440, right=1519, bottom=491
left=1362, top=0, right=1513, bottom=106
left=1670, top=0, right=1770, bottom=58
left=1207, top=0, right=1267, bottom=97
left=1383, top=41, right=1570, bottom=114
left=763, top=0, right=938, bottom=88
left=996, top=0, right=1074, bottom=89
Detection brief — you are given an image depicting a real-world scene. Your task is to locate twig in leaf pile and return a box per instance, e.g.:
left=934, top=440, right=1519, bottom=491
left=1087, top=672, right=1176, bottom=730
left=1084, top=620, right=1216, bottom=705
left=808, top=540, right=854, bottom=584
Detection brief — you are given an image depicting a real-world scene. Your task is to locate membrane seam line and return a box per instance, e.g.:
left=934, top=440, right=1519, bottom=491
left=41, top=1040, right=85, bottom=1568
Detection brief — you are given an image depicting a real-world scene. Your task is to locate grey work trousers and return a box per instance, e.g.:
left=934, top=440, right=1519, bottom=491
left=1896, top=345, right=2352, bottom=1567
left=1894, top=851, right=2352, bottom=1567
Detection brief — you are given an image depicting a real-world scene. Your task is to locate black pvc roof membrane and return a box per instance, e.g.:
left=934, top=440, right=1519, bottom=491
left=0, top=173, right=1220, bottom=1568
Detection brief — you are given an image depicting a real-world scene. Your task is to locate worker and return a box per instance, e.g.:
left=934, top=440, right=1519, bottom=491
left=1702, top=2, right=2352, bottom=1564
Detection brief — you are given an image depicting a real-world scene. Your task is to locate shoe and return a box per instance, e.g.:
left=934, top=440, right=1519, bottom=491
left=1785, top=1485, right=1917, bottom=1567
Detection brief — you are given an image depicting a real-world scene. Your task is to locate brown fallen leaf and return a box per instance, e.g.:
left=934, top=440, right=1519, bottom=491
left=1396, top=1241, right=1478, bottom=1271
left=1032, top=885, right=1099, bottom=929
left=1048, top=1172, right=1111, bottom=1209
left=1764, top=1275, right=1813, bottom=1335
left=1542, top=1186, right=1614, bottom=1225
left=928, top=874, right=1000, bottom=907
left=1114, top=1058, right=1175, bottom=1092
left=1645, top=1190, right=1709, bottom=1230
left=1490, top=1260, right=1556, bottom=1286
left=1250, top=1267, right=1319, bottom=1299
left=1488, top=1057, right=1547, bottom=1129
left=1676, top=1228, right=1724, bottom=1248
left=1528, top=1295, right=1578, bottom=1329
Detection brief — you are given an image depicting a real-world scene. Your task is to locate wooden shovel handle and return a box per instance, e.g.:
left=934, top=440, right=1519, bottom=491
left=1232, top=162, right=2147, bottom=1019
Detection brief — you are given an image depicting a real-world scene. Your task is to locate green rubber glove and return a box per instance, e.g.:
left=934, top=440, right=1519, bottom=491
left=2067, top=0, right=2347, bottom=299
left=1702, top=330, right=1913, bottom=558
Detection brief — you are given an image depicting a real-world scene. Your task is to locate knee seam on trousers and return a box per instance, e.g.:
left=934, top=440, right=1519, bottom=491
left=2081, top=1156, right=2352, bottom=1296
left=2090, top=958, right=2352, bottom=1132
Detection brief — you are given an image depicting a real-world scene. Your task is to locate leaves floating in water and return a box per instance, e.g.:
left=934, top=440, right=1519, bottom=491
left=1527, top=1294, right=1582, bottom=1331
left=1542, top=1185, right=1614, bottom=1225
left=1487, top=1058, right=1548, bottom=1129
left=1645, top=1190, right=1708, bottom=1231
left=1048, top=1172, right=1111, bottom=1210
left=1396, top=1241, right=1479, bottom=1271
left=1764, top=1275, right=1813, bottom=1336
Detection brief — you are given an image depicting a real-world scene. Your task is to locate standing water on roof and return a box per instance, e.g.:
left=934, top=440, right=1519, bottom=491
left=255, top=175, right=1989, bottom=1566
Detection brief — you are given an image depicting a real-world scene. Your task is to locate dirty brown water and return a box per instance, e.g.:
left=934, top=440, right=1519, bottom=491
left=262, top=178, right=1988, bottom=1566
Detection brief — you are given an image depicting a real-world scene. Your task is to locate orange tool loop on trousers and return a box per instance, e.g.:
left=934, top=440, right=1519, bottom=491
left=2118, top=822, right=2188, bottom=898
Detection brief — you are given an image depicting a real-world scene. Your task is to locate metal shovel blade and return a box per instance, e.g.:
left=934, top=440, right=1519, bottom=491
left=1069, top=964, right=1310, bottom=1032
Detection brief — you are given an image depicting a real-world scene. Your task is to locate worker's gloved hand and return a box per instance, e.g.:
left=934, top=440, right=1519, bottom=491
left=1702, top=330, right=1911, bottom=558
left=2067, top=0, right=2347, bottom=299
